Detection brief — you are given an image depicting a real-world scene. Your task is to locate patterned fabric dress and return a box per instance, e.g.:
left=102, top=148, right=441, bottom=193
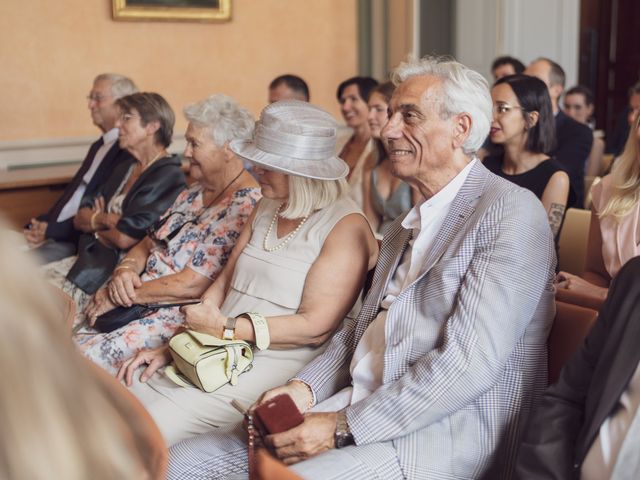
left=70, top=183, right=261, bottom=374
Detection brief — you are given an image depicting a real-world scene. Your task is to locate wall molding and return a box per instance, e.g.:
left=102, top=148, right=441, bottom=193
left=0, top=135, right=187, bottom=171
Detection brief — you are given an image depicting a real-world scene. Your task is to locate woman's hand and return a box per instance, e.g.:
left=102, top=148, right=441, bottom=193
left=182, top=297, right=225, bottom=336
left=116, top=346, right=172, bottom=386
left=555, top=271, right=608, bottom=300
left=84, top=288, right=117, bottom=325
left=109, top=268, right=143, bottom=307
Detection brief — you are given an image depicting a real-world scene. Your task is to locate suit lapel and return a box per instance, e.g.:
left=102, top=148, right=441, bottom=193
left=401, top=161, right=487, bottom=291
left=354, top=218, right=411, bottom=342
left=583, top=315, right=640, bottom=454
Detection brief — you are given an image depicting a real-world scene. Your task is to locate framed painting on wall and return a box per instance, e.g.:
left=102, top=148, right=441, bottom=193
left=112, top=0, right=231, bottom=22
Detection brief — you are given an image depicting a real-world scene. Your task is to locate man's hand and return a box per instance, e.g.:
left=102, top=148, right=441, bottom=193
left=250, top=381, right=314, bottom=415
left=84, top=287, right=117, bottom=325
left=24, top=218, right=47, bottom=246
left=182, top=297, right=224, bottom=336
left=264, top=412, right=338, bottom=465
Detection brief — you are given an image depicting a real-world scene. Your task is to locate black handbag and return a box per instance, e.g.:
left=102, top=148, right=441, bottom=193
left=94, top=299, right=202, bottom=333
left=93, top=304, right=153, bottom=333
left=66, top=234, right=119, bottom=294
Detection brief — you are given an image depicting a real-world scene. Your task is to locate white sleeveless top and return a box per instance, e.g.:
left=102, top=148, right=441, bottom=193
left=221, top=196, right=362, bottom=319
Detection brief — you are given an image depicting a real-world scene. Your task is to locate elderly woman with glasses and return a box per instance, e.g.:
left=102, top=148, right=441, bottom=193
left=484, top=74, right=572, bottom=239
left=117, top=100, right=379, bottom=446
left=45, top=92, right=186, bottom=309
left=72, top=94, right=262, bottom=374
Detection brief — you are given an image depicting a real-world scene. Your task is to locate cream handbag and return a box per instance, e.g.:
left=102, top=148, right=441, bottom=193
left=165, top=330, right=254, bottom=393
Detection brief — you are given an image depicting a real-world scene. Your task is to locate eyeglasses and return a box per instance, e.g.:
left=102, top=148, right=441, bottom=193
left=493, top=103, right=526, bottom=115
left=86, top=93, right=112, bottom=103
left=119, top=113, right=140, bottom=122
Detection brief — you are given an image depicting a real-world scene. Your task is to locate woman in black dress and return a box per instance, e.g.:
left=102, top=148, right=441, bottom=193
left=485, top=74, right=572, bottom=238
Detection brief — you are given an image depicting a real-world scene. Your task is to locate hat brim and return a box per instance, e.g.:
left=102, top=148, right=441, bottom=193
left=229, top=139, right=349, bottom=181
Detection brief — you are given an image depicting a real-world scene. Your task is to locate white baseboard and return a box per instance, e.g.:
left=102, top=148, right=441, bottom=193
left=0, top=135, right=187, bottom=171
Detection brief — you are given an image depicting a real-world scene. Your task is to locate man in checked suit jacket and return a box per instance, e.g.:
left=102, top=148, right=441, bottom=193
left=517, top=256, right=640, bottom=479
left=167, top=57, right=556, bottom=480
left=24, top=73, right=137, bottom=263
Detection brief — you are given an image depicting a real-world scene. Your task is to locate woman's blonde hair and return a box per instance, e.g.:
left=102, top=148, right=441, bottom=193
left=599, top=114, right=640, bottom=220
left=280, top=176, right=349, bottom=219
left=0, top=225, right=147, bottom=480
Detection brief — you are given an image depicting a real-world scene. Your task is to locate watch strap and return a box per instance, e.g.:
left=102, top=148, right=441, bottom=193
left=240, top=312, right=270, bottom=350
left=335, top=410, right=354, bottom=449
left=222, top=316, right=237, bottom=340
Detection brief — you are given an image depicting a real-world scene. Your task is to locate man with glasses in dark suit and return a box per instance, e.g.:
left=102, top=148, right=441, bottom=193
left=25, top=73, right=137, bottom=263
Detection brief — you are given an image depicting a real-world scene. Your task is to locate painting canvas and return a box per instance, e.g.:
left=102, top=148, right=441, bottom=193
left=112, top=0, right=231, bottom=22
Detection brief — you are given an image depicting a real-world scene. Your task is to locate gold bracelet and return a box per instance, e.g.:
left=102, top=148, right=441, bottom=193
left=120, top=257, right=137, bottom=265
left=114, top=264, right=135, bottom=273
left=289, top=379, right=314, bottom=412
left=90, top=211, right=100, bottom=231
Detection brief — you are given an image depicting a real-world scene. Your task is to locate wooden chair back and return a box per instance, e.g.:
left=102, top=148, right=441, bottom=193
left=558, top=208, right=592, bottom=276
left=548, top=301, right=598, bottom=385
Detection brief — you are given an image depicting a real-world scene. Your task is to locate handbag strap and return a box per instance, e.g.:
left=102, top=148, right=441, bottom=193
left=227, top=344, right=254, bottom=385
left=164, top=365, right=194, bottom=388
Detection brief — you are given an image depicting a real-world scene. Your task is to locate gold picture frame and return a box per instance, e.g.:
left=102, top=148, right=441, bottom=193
left=112, top=0, right=231, bottom=22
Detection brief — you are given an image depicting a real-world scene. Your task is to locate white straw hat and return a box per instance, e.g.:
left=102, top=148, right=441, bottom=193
left=229, top=100, right=349, bottom=180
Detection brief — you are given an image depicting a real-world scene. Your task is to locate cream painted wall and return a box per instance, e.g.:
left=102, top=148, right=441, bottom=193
left=0, top=0, right=357, bottom=143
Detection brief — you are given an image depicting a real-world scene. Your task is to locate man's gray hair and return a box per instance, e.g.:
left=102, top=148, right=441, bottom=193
left=183, top=94, right=254, bottom=146
left=391, top=56, right=492, bottom=155
left=94, top=73, right=138, bottom=99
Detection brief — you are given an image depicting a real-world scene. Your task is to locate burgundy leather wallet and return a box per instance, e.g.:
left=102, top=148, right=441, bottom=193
left=253, top=394, right=304, bottom=435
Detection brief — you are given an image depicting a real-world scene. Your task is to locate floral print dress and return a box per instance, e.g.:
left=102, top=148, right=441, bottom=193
left=72, top=183, right=261, bottom=374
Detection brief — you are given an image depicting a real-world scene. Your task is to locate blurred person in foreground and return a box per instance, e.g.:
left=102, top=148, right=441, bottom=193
left=0, top=220, right=152, bottom=480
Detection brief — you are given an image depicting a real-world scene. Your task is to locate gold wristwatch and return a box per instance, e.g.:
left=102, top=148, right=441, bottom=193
left=222, top=316, right=237, bottom=340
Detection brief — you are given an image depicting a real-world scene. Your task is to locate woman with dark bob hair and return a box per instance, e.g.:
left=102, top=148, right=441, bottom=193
left=484, top=74, right=572, bottom=238
left=335, top=76, right=379, bottom=209
left=45, top=92, right=186, bottom=312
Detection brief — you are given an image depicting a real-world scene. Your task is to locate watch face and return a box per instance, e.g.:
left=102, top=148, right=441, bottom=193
left=222, top=328, right=234, bottom=340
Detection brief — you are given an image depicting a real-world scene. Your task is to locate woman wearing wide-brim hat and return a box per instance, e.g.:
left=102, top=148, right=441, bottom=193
left=118, top=100, right=379, bottom=445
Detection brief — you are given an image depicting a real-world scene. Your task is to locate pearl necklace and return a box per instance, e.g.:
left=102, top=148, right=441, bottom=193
left=263, top=203, right=310, bottom=252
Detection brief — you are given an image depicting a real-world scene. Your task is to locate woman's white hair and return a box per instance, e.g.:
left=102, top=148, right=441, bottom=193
left=183, top=94, right=254, bottom=146
left=280, top=176, right=349, bottom=219
left=391, top=55, right=492, bottom=155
